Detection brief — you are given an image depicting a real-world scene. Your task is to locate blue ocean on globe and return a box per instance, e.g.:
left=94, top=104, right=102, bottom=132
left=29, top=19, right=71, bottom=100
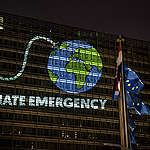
left=47, top=40, right=103, bottom=94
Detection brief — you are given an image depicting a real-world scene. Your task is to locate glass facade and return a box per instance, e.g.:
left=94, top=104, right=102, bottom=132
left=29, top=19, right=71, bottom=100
left=0, top=12, right=150, bottom=150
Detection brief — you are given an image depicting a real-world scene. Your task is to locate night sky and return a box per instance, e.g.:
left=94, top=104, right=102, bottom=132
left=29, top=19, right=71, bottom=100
left=0, top=0, right=150, bottom=41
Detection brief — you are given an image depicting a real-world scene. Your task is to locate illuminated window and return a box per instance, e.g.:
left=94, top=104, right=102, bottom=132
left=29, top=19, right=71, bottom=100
left=0, top=17, right=3, bottom=30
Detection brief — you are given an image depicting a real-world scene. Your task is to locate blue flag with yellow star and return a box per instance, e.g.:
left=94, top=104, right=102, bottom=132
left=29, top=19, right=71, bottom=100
left=124, top=65, right=150, bottom=115
left=128, top=93, right=150, bottom=115
left=124, top=65, right=144, bottom=94
left=124, top=65, right=150, bottom=147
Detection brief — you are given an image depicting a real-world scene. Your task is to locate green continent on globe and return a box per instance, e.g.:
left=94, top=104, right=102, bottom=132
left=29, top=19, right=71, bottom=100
left=48, top=70, right=58, bottom=84
left=66, top=47, right=102, bottom=89
left=66, top=59, right=90, bottom=89
left=74, top=47, right=103, bottom=72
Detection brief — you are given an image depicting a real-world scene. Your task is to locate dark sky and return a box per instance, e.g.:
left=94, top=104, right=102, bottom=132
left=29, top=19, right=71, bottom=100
left=0, top=0, right=150, bottom=41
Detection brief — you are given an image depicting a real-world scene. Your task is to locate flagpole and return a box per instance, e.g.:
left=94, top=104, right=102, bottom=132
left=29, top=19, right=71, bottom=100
left=117, top=36, right=130, bottom=150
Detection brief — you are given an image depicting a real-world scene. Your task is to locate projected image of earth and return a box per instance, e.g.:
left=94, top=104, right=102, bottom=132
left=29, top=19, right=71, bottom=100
left=47, top=40, right=103, bottom=94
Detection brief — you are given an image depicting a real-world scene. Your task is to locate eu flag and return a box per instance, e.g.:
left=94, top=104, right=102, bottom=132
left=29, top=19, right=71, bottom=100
left=124, top=65, right=144, bottom=94
left=124, top=66, right=150, bottom=149
left=124, top=65, right=150, bottom=115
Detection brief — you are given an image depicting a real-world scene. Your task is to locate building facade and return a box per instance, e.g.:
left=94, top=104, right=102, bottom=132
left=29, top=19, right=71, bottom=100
left=0, top=12, right=150, bottom=150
